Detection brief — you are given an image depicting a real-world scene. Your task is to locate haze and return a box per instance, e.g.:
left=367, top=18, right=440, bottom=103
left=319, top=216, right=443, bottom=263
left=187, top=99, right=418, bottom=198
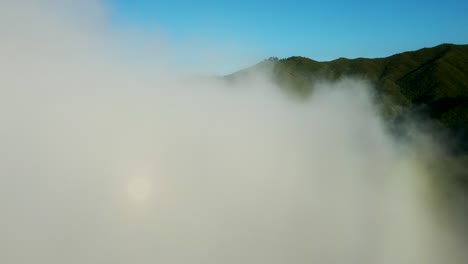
left=1, top=1, right=467, bottom=264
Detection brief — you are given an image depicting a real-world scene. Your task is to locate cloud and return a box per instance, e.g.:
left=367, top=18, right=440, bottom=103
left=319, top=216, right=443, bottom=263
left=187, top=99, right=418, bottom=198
left=0, top=1, right=466, bottom=264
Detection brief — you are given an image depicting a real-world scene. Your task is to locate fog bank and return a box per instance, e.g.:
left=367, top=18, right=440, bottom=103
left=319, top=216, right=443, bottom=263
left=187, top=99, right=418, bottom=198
left=0, top=1, right=467, bottom=264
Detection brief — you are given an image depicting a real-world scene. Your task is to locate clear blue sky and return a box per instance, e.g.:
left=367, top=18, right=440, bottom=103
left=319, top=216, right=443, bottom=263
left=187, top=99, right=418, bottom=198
left=105, top=0, right=468, bottom=72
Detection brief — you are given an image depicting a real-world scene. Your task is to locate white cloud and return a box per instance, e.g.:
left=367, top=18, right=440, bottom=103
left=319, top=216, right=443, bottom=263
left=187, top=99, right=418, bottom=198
left=0, top=1, right=466, bottom=264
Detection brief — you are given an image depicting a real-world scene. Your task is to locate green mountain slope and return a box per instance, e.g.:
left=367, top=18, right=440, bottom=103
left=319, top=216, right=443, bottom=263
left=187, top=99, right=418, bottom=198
left=228, top=43, right=468, bottom=152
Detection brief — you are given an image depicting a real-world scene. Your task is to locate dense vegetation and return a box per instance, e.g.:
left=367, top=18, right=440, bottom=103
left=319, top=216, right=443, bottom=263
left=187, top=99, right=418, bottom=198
left=228, top=44, right=468, bottom=153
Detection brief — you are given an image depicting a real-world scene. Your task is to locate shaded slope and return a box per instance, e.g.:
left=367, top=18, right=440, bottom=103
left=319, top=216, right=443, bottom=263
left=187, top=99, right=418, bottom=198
left=228, top=43, right=468, bottom=151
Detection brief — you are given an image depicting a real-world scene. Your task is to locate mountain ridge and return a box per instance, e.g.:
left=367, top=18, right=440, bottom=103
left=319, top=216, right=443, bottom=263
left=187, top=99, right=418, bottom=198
left=227, top=43, right=468, bottom=152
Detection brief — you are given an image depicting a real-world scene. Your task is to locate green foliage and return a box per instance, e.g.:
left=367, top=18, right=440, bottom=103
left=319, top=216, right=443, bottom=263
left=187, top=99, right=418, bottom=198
left=227, top=43, right=468, bottom=151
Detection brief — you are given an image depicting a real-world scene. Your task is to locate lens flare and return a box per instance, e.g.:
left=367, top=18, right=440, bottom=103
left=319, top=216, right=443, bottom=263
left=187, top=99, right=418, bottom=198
left=126, top=175, right=153, bottom=203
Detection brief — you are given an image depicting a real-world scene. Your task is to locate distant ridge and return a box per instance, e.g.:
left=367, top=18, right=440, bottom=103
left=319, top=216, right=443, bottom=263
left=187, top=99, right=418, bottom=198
left=228, top=43, right=468, bottom=152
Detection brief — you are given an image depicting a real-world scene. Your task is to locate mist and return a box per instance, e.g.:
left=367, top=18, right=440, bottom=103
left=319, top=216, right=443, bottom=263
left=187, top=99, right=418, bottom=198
left=1, top=1, right=467, bottom=264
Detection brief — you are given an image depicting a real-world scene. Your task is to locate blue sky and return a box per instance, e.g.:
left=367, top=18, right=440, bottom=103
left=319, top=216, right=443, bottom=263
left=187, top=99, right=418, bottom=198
left=105, top=0, right=468, bottom=72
